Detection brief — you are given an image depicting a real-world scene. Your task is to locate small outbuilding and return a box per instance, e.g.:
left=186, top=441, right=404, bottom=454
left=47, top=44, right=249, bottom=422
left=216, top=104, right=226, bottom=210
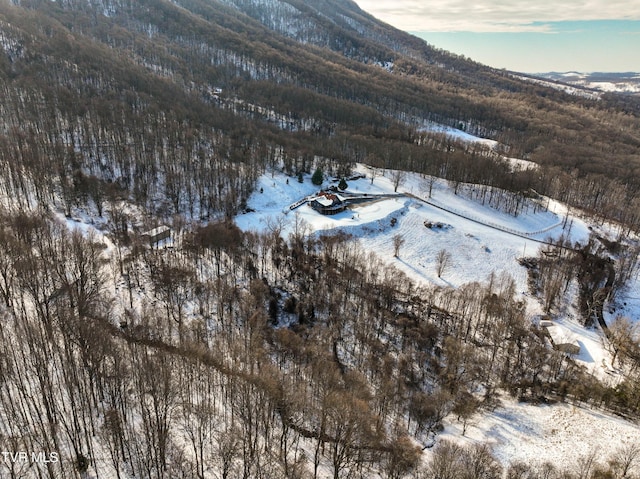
left=142, top=225, right=171, bottom=246
left=543, top=323, right=580, bottom=355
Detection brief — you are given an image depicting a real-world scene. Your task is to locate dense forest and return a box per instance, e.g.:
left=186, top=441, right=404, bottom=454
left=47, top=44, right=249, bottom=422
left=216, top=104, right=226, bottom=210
left=1, top=206, right=639, bottom=478
left=1, top=0, right=640, bottom=225
left=1, top=0, right=640, bottom=477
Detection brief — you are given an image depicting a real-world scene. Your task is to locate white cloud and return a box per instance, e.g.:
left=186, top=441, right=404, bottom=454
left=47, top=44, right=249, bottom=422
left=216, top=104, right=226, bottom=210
left=355, top=0, right=640, bottom=32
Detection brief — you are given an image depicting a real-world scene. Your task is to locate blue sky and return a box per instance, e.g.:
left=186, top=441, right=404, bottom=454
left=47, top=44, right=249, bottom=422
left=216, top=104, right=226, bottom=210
left=355, top=1, right=640, bottom=72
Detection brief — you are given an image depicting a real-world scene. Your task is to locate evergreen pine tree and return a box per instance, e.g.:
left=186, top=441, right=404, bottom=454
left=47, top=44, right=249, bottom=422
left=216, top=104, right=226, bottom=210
left=311, top=168, right=323, bottom=186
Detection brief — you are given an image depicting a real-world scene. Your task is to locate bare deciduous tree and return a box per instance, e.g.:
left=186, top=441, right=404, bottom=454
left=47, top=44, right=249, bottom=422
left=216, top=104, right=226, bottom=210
left=436, top=249, right=452, bottom=278
left=460, top=443, right=502, bottom=479
left=429, top=440, right=464, bottom=479
left=392, top=170, right=406, bottom=193
left=574, top=448, right=599, bottom=479
left=393, top=234, right=405, bottom=258
left=384, top=434, right=422, bottom=479
left=609, top=442, right=640, bottom=479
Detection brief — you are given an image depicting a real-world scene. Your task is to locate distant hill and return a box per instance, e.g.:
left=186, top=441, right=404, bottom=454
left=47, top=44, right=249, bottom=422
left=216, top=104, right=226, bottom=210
left=536, top=71, right=640, bottom=95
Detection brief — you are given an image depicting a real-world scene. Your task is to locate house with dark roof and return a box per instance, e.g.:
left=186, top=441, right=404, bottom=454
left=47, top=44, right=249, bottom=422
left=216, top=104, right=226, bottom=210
left=309, top=191, right=347, bottom=215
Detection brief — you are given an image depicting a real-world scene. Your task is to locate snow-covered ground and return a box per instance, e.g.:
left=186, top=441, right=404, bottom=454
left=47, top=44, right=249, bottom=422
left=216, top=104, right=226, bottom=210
left=419, top=122, right=500, bottom=149
left=558, top=72, right=640, bottom=94
left=236, top=164, right=640, bottom=468
left=514, top=74, right=602, bottom=100
left=521, top=71, right=640, bottom=98
left=236, top=165, right=628, bottom=375
left=441, top=395, right=640, bottom=470
left=503, top=156, right=539, bottom=172
left=32, top=160, right=640, bottom=474
left=417, top=122, right=542, bottom=173
left=237, top=164, right=589, bottom=298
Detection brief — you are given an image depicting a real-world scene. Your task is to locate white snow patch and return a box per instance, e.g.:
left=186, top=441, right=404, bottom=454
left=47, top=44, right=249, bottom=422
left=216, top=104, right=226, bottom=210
left=419, top=122, right=500, bottom=149
left=439, top=396, right=640, bottom=469
left=503, top=156, right=539, bottom=172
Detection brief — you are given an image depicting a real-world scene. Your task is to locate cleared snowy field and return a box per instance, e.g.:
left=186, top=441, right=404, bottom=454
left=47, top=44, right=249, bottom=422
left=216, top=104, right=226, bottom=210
left=235, top=164, right=640, bottom=467
left=441, top=395, right=640, bottom=469
left=236, top=164, right=592, bottom=310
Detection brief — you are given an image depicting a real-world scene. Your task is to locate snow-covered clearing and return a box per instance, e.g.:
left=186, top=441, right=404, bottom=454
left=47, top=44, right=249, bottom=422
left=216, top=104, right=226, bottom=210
left=418, top=122, right=541, bottom=173
left=419, top=122, right=500, bottom=150
left=236, top=165, right=627, bottom=374
left=441, top=395, right=640, bottom=469
left=236, top=164, right=640, bottom=466
left=237, top=164, right=590, bottom=300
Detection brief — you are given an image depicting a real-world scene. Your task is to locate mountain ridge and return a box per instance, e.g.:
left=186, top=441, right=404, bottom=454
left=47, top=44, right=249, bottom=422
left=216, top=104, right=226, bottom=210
left=1, top=0, right=640, bottom=224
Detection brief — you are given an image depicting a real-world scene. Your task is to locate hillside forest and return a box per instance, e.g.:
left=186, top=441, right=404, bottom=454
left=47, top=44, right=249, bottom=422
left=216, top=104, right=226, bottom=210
left=1, top=0, right=640, bottom=478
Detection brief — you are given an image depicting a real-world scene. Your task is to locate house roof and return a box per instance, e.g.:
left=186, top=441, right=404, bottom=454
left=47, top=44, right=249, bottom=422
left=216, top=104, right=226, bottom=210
left=314, top=196, right=335, bottom=207
left=313, top=191, right=345, bottom=206
left=143, top=225, right=171, bottom=237
left=544, top=323, right=580, bottom=350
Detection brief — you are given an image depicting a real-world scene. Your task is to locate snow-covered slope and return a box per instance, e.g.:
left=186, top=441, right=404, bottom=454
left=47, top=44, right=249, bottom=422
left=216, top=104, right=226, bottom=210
left=236, top=165, right=625, bottom=371
left=235, top=164, right=640, bottom=468
left=237, top=164, right=589, bottom=296
left=441, top=394, right=640, bottom=470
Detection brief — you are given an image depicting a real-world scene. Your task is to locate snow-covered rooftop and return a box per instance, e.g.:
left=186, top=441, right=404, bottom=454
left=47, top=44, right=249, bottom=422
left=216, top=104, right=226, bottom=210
left=544, top=323, right=581, bottom=354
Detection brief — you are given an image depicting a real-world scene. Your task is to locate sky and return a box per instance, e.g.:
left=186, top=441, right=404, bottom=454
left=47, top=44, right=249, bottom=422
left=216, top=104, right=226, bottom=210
left=355, top=0, right=640, bottom=73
